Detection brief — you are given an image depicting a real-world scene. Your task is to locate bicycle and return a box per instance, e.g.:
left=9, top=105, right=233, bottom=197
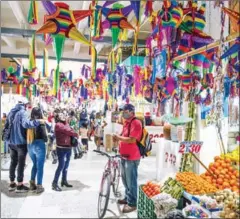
left=94, top=150, right=122, bottom=218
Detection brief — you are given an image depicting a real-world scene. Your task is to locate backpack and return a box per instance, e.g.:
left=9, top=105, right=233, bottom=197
left=127, top=117, right=152, bottom=158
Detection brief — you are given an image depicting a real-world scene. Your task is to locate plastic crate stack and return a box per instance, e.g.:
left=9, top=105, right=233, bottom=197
left=137, top=185, right=157, bottom=219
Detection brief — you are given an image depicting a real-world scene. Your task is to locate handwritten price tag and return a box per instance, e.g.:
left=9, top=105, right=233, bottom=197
left=149, top=134, right=164, bottom=143
left=165, top=152, right=176, bottom=165
left=179, top=141, right=203, bottom=154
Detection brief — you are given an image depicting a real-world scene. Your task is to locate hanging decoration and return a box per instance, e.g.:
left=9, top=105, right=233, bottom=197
left=42, top=48, right=49, bottom=78
left=28, top=0, right=39, bottom=25
left=36, top=1, right=96, bottom=95
left=29, top=34, right=36, bottom=72
left=96, top=3, right=134, bottom=48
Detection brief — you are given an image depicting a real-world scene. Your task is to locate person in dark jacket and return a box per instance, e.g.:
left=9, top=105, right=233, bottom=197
left=6, top=98, right=44, bottom=193
left=52, top=113, right=78, bottom=191
left=27, top=107, right=48, bottom=194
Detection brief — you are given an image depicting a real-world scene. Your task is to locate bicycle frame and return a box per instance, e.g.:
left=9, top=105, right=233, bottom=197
left=100, top=157, right=120, bottom=190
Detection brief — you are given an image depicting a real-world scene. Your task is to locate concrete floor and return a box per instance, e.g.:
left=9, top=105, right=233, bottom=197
left=1, top=143, right=156, bottom=218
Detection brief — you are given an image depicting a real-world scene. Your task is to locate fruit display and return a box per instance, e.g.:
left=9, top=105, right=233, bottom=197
left=183, top=204, right=210, bottom=218
left=151, top=193, right=178, bottom=218
left=219, top=201, right=240, bottom=218
left=142, top=181, right=161, bottom=198
left=221, top=146, right=240, bottom=163
left=193, top=195, right=222, bottom=210
left=212, top=189, right=239, bottom=207
left=176, top=172, right=218, bottom=195
left=160, top=177, right=184, bottom=200
left=200, top=156, right=239, bottom=193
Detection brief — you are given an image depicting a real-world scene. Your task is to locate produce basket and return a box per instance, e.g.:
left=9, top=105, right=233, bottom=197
left=137, top=185, right=157, bottom=219
left=137, top=185, right=184, bottom=218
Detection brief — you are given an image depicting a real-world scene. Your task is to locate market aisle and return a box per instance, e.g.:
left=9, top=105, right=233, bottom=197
left=1, top=143, right=156, bottom=218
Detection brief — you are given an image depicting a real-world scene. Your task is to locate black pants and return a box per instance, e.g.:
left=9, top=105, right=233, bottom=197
left=9, top=144, right=28, bottom=183
left=81, top=139, right=88, bottom=150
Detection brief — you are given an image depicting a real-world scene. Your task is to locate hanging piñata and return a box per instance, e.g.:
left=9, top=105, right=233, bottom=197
left=36, top=1, right=96, bottom=96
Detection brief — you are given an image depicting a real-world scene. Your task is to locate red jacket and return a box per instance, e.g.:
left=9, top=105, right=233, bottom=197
left=55, top=122, right=78, bottom=147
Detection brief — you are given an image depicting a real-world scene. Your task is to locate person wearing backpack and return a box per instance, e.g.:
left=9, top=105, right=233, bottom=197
left=3, top=97, right=45, bottom=193
left=112, top=104, right=142, bottom=213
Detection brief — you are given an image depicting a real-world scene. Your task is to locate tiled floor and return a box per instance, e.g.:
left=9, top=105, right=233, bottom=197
left=1, top=143, right=156, bottom=218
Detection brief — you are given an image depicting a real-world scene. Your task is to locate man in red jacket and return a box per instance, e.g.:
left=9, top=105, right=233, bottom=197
left=113, top=104, right=142, bottom=213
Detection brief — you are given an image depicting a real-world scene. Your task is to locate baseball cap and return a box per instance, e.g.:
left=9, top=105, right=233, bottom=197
left=18, top=96, right=29, bottom=105
left=123, top=104, right=135, bottom=112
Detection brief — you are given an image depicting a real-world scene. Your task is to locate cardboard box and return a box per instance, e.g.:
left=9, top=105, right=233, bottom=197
left=105, top=134, right=113, bottom=152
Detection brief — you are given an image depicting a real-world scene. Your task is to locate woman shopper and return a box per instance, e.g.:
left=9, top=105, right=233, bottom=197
left=80, top=122, right=89, bottom=152
left=68, top=110, right=82, bottom=159
left=52, top=113, right=78, bottom=191
left=27, top=107, right=48, bottom=194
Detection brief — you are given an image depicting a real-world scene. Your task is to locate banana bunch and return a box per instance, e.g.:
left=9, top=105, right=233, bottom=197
left=221, top=146, right=240, bottom=162
left=161, top=177, right=184, bottom=200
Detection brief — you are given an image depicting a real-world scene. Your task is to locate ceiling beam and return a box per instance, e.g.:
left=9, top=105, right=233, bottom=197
left=1, top=36, right=16, bottom=49
left=96, top=44, right=105, bottom=54
left=8, top=1, right=28, bottom=28
left=1, top=53, right=107, bottom=63
left=74, top=1, right=90, bottom=54
left=1, top=27, right=146, bottom=45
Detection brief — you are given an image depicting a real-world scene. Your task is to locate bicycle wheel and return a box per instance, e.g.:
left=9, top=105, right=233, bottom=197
left=98, top=173, right=111, bottom=218
left=112, top=161, right=121, bottom=196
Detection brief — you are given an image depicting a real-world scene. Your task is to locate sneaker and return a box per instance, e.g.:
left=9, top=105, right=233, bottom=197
left=8, top=182, right=17, bottom=192
left=16, top=184, right=29, bottom=193
left=52, top=159, right=57, bottom=164
left=36, top=185, right=45, bottom=194
left=122, top=204, right=137, bottom=213
left=74, top=154, right=78, bottom=159
left=117, top=199, right=128, bottom=205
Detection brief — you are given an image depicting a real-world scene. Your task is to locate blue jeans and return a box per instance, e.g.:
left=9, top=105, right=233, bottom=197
left=4, top=141, right=9, bottom=154
left=53, top=147, right=72, bottom=183
left=28, top=140, right=46, bottom=185
left=121, top=159, right=140, bottom=207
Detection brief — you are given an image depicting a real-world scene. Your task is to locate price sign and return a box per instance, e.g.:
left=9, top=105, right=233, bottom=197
left=156, top=139, right=182, bottom=181
left=149, top=133, right=164, bottom=143
left=179, top=141, right=203, bottom=154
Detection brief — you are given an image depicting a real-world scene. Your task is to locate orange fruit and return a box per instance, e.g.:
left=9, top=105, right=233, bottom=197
left=230, top=180, right=236, bottom=186
left=212, top=179, right=217, bottom=184
left=218, top=185, right=224, bottom=190
left=214, top=156, right=221, bottom=161
left=220, top=170, right=226, bottom=175
left=225, top=174, right=230, bottom=179
left=223, top=182, right=230, bottom=188
left=217, top=178, right=223, bottom=185
left=219, top=174, right=225, bottom=179
left=222, top=163, right=227, bottom=168
left=233, top=170, right=238, bottom=176
left=231, top=175, right=236, bottom=180
left=232, top=186, right=238, bottom=192
left=214, top=170, right=220, bottom=176
left=225, top=158, right=231, bottom=163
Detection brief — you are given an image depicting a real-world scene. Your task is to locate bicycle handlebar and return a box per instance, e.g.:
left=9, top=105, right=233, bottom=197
left=93, top=150, right=121, bottom=159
